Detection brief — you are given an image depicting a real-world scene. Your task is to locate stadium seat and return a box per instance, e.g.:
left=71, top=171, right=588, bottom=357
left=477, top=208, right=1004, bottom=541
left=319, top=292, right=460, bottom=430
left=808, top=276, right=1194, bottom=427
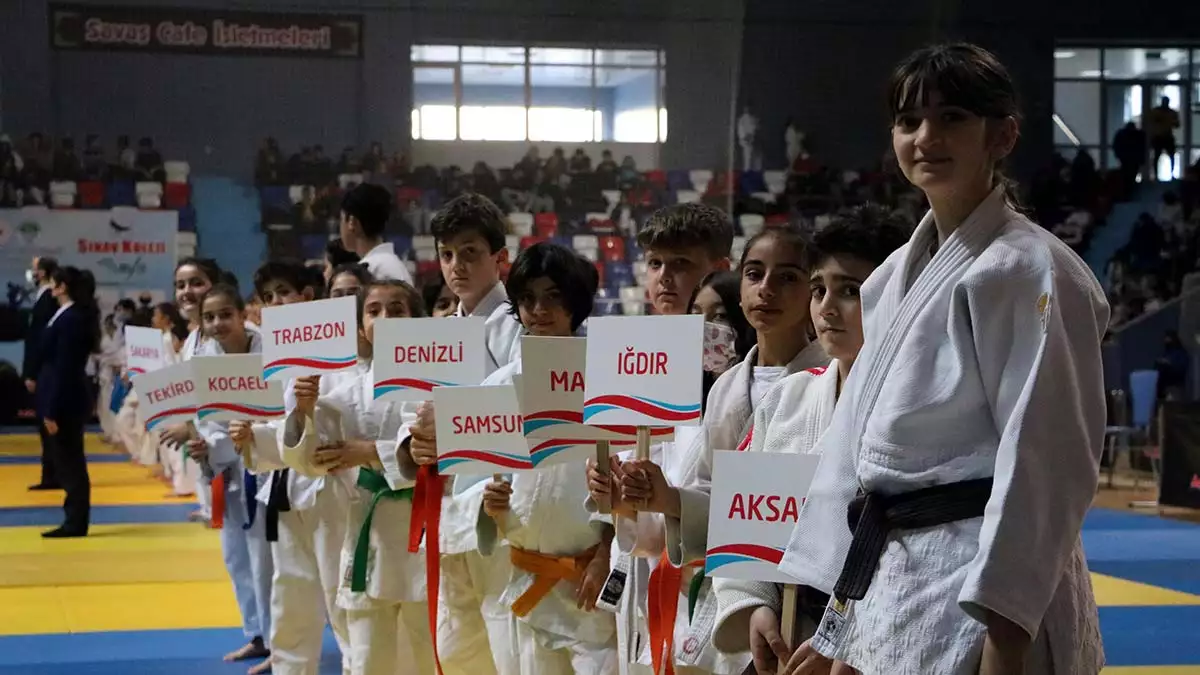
left=584, top=213, right=612, bottom=230
left=593, top=261, right=606, bottom=287
left=731, top=236, right=747, bottom=262
left=338, top=173, right=364, bottom=190
left=619, top=286, right=647, bottom=316
left=520, top=235, right=549, bottom=251
left=601, top=190, right=621, bottom=211
left=598, top=235, right=626, bottom=261
left=644, top=170, right=668, bottom=188
left=416, top=260, right=440, bottom=279
left=164, top=161, right=191, bottom=184
left=177, top=205, right=197, bottom=232
left=505, top=234, right=520, bottom=261
left=509, top=212, right=534, bottom=237
left=177, top=231, right=198, bottom=258
left=107, top=181, right=136, bottom=207
left=78, top=181, right=105, bottom=208
left=764, top=170, right=787, bottom=195
left=739, top=214, right=765, bottom=237
left=259, top=186, right=291, bottom=212
left=300, top=234, right=329, bottom=260
left=49, top=181, right=76, bottom=208
left=389, top=235, right=413, bottom=259
left=413, top=235, right=437, bottom=262
left=751, top=191, right=775, bottom=204
left=287, top=185, right=307, bottom=204
left=765, top=213, right=789, bottom=227
left=534, top=213, right=559, bottom=238
left=740, top=171, right=767, bottom=196
left=667, top=170, right=692, bottom=191
left=675, top=190, right=700, bottom=205
left=689, top=170, right=713, bottom=194
left=164, top=182, right=191, bottom=209
left=136, top=182, right=163, bottom=209
left=396, top=186, right=423, bottom=204
left=593, top=297, right=622, bottom=316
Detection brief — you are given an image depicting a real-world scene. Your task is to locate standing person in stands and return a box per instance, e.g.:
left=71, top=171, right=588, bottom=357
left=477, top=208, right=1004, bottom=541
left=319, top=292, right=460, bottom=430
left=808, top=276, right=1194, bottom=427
left=784, top=43, right=1107, bottom=675
left=340, top=183, right=414, bottom=284
left=24, top=256, right=61, bottom=491
left=398, top=192, right=524, bottom=675
left=36, top=266, right=99, bottom=538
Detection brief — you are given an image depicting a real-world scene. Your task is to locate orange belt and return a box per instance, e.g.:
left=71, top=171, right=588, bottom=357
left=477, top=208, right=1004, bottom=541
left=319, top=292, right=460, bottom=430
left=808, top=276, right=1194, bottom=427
left=508, top=545, right=598, bottom=617
left=647, top=550, right=703, bottom=675
left=408, top=465, right=446, bottom=675
left=210, top=473, right=226, bottom=530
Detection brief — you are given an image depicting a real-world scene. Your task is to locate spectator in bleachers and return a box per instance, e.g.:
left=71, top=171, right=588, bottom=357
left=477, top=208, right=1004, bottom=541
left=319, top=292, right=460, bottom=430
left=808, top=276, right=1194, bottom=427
left=529, top=168, right=562, bottom=214
left=543, top=146, right=567, bottom=180
left=362, top=141, right=386, bottom=176
left=22, top=133, right=51, bottom=193
left=500, top=167, right=533, bottom=213
left=1113, top=121, right=1146, bottom=194
left=134, top=137, right=164, bottom=182
left=322, top=237, right=360, bottom=283
left=254, top=137, right=285, bottom=186
left=82, top=135, right=107, bottom=182
left=390, top=151, right=412, bottom=183
left=617, top=155, right=639, bottom=191
left=52, top=137, right=82, bottom=182
left=568, top=147, right=591, bottom=174
left=312, top=145, right=334, bottom=185
left=339, top=183, right=413, bottom=284
left=516, top=146, right=541, bottom=176
left=114, top=135, right=136, bottom=180
left=0, top=134, right=22, bottom=207
left=286, top=146, right=309, bottom=184
left=291, top=185, right=329, bottom=233
left=336, top=146, right=361, bottom=176
left=470, top=161, right=502, bottom=205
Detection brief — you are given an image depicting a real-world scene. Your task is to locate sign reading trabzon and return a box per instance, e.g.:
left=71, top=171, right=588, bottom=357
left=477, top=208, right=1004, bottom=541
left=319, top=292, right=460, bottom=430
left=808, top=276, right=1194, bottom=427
left=50, top=4, right=363, bottom=58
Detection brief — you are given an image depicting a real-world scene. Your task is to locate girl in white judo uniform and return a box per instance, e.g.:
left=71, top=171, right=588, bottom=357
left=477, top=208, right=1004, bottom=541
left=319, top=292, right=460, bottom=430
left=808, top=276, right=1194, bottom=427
left=230, top=260, right=351, bottom=675
left=282, top=279, right=436, bottom=675
left=783, top=43, right=1108, bottom=675
left=95, top=315, right=123, bottom=444
left=184, top=284, right=274, bottom=674
left=706, top=206, right=910, bottom=675
left=475, top=242, right=617, bottom=675
left=592, top=227, right=828, bottom=675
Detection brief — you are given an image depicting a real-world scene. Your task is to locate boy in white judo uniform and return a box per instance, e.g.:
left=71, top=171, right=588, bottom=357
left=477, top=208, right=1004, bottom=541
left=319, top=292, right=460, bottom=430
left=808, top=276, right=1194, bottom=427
left=706, top=205, right=909, bottom=674
left=783, top=44, right=1107, bottom=675
left=476, top=242, right=617, bottom=675
left=397, top=193, right=524, bottom=675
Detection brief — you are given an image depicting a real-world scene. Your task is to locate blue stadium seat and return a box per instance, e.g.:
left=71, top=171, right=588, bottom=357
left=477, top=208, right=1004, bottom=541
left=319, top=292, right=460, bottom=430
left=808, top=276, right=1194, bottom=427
left=667, top=170, right=692, bottom=191
left=593, top=297, right=623, bottom=316
left=300, top=234, right=328, bottom=260
left=106, top=181, right=136, bottom=207
left=740, top=170, right=767, bottom=196
left=259, top=186, right=291, bottom=213
left=389, top=235, right=414, bottom=259
left=177, top=205, right=197, bottom=233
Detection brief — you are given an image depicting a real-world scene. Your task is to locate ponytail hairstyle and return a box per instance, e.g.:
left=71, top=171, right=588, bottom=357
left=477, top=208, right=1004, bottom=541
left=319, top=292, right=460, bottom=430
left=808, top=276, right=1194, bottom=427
left=887, top=42, right=1023, bottom=207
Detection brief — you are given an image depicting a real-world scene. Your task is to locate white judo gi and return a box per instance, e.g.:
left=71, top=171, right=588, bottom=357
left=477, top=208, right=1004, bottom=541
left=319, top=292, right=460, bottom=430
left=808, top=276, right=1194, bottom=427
left=284, top=362, right=434, bottom=675
left=195, top=329, right=273, bottom=648
left=95, top=329, right=123, bottom=442
left=475, top=358, right=618, bottom=675
left=783, top=186, right=1108, bottom=674
left=395, top=280, right=523, bottom=675
left=710, top=363, right=838, bottom=653
left=242, top=374, right=353, bottom=675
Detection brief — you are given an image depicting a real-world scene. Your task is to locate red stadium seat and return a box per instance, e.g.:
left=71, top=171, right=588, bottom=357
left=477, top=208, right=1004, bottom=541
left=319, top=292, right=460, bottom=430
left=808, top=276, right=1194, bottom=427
left=164, top=182, right=191, bottom=209
left=397, top=186, right=423, bottom=205
left=416, top=260, right=440, bottom=279
left=594, top=261, right=606, bottom=288
left=78, top=181, right=105, bottom=208
left=598, top=236, right=625, bottom=260
left=534, top=213, right=559, bottom=238
left=519, top=235, right=549, bottom=251
left=644, top=170, right=668, bottom=188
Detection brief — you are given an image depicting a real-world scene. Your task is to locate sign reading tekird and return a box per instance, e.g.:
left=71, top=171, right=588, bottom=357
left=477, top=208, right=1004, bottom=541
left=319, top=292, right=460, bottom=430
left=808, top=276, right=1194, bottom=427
left=50, top=4, right=363, bottom=58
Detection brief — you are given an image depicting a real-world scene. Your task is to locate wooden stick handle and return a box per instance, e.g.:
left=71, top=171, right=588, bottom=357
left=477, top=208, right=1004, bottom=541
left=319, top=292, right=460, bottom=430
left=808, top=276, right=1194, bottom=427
left=778, top=583, right=799, bottom=675
left=635, top=426, right=651, bottom=461
left=595, top=440, right=612, bottom=514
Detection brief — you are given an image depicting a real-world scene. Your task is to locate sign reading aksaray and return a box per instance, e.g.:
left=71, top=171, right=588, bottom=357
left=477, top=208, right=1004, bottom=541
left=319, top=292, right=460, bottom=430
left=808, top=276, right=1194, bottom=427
left=50, top=4, right=363, bottom=58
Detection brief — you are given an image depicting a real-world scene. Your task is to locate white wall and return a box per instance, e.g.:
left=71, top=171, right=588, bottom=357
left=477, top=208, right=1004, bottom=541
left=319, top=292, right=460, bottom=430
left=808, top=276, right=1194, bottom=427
left=411, top=141, right=661, bottom=171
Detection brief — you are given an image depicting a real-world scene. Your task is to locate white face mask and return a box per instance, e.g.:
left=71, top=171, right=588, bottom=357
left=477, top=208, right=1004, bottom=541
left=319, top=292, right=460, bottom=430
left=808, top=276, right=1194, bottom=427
left=703, top=321, right=739, bottom=374
left=25, top=269, right=35, bottom=285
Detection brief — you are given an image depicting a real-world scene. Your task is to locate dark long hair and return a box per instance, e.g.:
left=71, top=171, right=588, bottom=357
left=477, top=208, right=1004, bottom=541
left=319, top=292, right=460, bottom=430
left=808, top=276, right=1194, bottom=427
left=888, top=43, right=1023, bottom=205
left=52, top=266, right=100, bottom=352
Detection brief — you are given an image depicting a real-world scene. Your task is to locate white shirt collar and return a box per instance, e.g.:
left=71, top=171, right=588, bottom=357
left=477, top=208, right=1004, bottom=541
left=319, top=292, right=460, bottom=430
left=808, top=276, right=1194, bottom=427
left=362, top=241, right=395, bottom=260
left=456, top=281, right=507, bottom=318
left=48, top=301, right=73, bottom=326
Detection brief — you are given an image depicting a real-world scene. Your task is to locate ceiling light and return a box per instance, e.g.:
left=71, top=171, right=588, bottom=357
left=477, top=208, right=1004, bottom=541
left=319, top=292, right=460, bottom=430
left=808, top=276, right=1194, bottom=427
left=1054, top=50, right=1077, bottom=59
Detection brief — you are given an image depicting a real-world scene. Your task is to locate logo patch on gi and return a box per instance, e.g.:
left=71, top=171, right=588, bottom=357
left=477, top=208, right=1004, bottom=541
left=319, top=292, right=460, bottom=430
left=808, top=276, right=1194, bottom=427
left=814, top=597, right=851, bottom=652
left=1036, top=292, right=1052, bottom=333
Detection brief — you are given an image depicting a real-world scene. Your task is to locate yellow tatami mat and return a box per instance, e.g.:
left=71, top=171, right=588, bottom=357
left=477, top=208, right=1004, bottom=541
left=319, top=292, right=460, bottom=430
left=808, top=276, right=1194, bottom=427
left=0, top=463, right=195, bottom=508
left=0, top=581, right=242, bottom=635
left=0, top=432, right=118, bottom=457
left=1092, top=572, right=1200, bottom=607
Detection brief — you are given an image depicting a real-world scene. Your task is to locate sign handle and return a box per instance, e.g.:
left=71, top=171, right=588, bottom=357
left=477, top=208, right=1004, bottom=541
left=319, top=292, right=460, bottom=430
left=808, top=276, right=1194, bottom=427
left=595, top=440, right=612, bottom=514
left=635, top=425, right=651, bottom=461
left=778, top=583, right=800, bottom=675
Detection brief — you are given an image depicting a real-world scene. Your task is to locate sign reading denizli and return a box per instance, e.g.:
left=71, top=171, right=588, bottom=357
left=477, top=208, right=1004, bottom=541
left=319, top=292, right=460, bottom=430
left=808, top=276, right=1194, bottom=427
left=50, top=4, right=362, bottom=58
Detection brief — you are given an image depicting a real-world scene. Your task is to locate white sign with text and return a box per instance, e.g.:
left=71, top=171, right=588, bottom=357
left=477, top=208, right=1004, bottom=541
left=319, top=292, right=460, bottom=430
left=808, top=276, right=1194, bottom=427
left=260, top=295, right=359, bottom=381
left=371, top=316, right=487, bottom=401
left=434, top=384, right=533, bottom=474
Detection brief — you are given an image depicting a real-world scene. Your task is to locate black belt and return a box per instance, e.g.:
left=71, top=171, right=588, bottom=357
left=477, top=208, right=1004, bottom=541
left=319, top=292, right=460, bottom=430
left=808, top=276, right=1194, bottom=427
left=833, top=477, right=993, bottom=603
left=265, top=468, right=291, bottom=542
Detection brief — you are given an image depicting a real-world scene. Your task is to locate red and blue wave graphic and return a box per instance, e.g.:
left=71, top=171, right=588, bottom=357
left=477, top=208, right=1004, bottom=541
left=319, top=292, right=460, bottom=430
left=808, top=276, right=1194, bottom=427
left=126, top=367, right=147, bottom=379
left=522, top=409, right=582, bottom=435
left=197, top=402, right=286, bottom=420
left=437, top=449, right=534, bottom=473
left=582, top=395, right=701, bottom=424
left=145, top=406, right=198, bottom=431
left=704, top=543, right=786, bottom=575
left=263, top=355, right=357, bottom=379
left=373, top=377, right=456, bottom=398
left=527, top=438, right=593, bottom=466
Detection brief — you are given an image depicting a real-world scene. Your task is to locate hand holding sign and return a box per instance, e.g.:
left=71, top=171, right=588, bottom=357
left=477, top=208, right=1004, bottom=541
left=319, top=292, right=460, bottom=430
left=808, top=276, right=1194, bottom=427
left=618, top=458, right=679, bottom=516
left=408, top=401, right=438, bottom=466
left=293, top=375, right=321, bottom=418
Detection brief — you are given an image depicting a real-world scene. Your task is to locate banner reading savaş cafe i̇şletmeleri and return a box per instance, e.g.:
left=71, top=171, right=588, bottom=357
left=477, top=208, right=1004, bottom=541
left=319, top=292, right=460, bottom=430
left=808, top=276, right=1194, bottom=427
left=50, top=4, right=362, bottom=58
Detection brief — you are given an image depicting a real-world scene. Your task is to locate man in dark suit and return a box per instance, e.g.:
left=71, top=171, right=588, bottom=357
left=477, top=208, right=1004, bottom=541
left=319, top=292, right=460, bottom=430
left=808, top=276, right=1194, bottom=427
left=23, top=256, right=61, bottom=491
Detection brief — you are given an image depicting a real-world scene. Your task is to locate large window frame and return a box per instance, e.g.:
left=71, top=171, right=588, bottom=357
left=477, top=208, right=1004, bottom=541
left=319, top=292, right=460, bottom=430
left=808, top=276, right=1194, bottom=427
left=1054, top=46, right=1196, bottom=179
left=411, top=44, right=667, bottom=144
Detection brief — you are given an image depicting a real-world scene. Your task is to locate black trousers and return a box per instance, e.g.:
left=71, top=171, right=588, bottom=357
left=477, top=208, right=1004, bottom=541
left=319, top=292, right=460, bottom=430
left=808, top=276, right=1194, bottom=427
left=36, top=416, right=60, bottom=488
left=50, top=415, right=90, bottom=532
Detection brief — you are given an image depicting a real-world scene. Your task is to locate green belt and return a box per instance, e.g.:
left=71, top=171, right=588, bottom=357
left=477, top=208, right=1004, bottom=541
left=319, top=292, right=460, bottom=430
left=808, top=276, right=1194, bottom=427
left=350, top=468, right=414, bottom=592
left=687, top=569, right=705, bottom=622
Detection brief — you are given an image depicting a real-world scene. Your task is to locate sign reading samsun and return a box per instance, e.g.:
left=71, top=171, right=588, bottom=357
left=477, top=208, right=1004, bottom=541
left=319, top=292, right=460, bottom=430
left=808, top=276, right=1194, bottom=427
left=50, top=4, right=363, bottom=58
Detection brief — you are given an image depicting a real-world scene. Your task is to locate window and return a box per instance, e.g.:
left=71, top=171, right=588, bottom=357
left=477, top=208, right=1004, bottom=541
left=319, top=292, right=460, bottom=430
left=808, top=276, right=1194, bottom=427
left=410, top=44, right=666, bottom=143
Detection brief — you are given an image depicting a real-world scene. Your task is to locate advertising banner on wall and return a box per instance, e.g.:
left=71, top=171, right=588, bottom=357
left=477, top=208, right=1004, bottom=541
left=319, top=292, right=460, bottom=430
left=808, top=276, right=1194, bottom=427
left=0, top=207, right=178, bottom=297
left=49, top=4, right=363, bottom=59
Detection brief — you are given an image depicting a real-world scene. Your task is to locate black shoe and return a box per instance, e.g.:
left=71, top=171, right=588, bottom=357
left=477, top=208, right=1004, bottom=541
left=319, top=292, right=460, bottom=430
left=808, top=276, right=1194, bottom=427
left=41, top=526, right=88, bottom=538
left=28, top=483, right=63, bottom=491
